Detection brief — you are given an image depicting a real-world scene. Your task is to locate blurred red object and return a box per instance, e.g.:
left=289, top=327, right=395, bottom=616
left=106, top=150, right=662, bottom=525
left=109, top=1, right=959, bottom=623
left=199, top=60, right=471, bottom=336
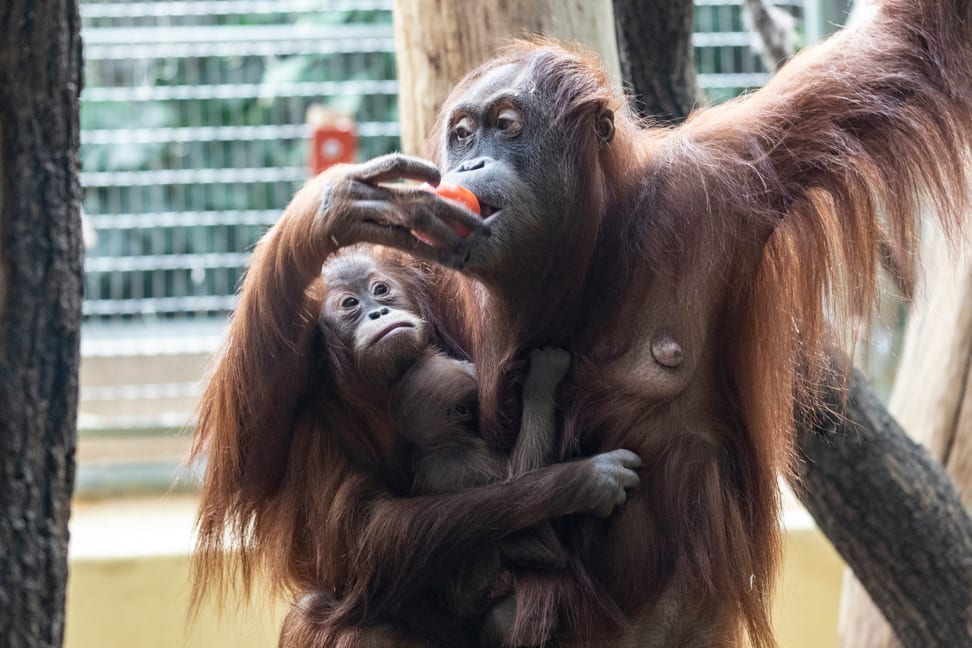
left=308, top=106, right=356, bottom=175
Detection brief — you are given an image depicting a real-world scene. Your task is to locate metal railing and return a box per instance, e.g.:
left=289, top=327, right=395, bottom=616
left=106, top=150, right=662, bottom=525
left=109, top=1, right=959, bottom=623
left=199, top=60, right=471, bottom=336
left=77, top=0, right=403, bottom=492
left=81, top=1, right=399, bottom=328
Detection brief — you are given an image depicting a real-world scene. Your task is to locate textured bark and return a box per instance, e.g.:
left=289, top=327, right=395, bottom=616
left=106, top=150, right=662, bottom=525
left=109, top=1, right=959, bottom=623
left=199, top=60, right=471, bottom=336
left=612, top=0, right=699, bottom=123
left=888, top=228, right=972, bottom=514
left=741, top=0, right=797, bottom=71
left=795, top=367, right=972, bottom=648
left=838, top=229, right=972, bottom=648
left=0, top=1, right=84, bottom=647
left=392, top=0, right=620, bottom=155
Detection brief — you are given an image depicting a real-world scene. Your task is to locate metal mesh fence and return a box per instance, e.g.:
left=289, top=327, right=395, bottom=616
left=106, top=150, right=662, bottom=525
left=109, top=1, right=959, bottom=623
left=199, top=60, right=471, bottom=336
left=695, top=0, right=803, bottom=101
left=81, top=0, right=399, bottom=325
left=77, top=0, right=804, bottom=458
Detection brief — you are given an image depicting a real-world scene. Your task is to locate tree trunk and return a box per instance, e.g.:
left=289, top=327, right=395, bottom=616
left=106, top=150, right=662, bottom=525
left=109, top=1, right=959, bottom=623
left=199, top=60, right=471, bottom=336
left=392, top=0, right=621, bottom=156
left=888, top=229, right=972, bottom=507
left=837, top=228, right=972, bottom=648
left=0, top=2, right=83, bottom=647
left=612, top=0, right=698, bottom=122
left=741, top=0, right=797, bottom=71
left=795, top=366, right=972, bottom=648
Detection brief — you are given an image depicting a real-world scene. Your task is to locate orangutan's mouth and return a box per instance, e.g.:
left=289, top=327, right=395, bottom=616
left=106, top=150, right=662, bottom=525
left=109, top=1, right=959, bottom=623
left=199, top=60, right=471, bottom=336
left=370, top=322, right=414, bottom=345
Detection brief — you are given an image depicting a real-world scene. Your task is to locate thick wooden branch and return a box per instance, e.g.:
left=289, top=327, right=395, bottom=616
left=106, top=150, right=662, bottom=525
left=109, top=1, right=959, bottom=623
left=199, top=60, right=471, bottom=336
left=0, top=0, right=83, bottom=645
left=612, top=0, right=698, bottom=123
left=741, top=0, right=797, bottom=71
left=794, top=368, right=972, bottom=648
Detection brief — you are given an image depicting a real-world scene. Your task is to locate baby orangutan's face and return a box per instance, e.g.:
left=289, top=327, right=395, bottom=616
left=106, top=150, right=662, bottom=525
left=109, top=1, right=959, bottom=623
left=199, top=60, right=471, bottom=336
left=322, top=253, right=429, bottom=384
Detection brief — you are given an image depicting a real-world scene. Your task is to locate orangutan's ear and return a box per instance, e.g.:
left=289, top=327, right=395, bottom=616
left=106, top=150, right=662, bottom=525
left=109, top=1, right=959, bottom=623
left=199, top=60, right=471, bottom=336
left=595, top=107, right=615, bottom=145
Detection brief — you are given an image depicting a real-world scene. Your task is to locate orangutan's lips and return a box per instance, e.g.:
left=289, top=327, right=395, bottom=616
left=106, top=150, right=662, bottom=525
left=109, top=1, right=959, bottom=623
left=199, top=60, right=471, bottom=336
left=371, top=321, right=414, bottom=345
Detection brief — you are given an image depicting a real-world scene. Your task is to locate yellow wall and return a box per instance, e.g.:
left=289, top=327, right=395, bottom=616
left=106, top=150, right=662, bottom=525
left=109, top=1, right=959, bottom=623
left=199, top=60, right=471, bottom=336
left=65, top=496, right=844, bottom=648
left=67, top=555, right=283, bottom=648
left=773, top=522, right=845, bottom=648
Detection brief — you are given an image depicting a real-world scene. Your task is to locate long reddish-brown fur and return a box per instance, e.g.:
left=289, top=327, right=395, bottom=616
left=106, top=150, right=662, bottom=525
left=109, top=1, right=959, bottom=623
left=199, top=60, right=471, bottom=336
left=188, top=191, right=627, bottom=645
left=191, top=1, right=971, bottom=646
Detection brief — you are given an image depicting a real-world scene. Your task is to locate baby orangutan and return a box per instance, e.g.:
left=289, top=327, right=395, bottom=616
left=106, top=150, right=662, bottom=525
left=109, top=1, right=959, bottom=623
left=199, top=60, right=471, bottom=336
left=394, top=347, right=577, bottom=647
left=279, top=247, right=639, bottom=647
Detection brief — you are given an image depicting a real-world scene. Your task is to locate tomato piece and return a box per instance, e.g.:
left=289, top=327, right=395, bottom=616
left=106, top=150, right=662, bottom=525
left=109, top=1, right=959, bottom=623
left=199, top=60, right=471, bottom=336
left=420, top=182, right=481, bottom=216
left=433, top=181, right=481, bottom=216
left=417, top=181, right=480, bottom=240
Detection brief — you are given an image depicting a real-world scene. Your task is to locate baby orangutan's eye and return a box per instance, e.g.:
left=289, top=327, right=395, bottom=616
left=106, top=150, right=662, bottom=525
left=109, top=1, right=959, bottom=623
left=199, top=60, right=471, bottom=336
left=449, top=404, right=475, bottom=422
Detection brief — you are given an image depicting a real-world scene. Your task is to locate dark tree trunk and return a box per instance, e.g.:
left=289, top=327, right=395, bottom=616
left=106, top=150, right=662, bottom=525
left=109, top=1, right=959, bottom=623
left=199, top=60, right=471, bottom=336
left=795, top=367, right=972, bottom=648
left=741, top=0, right=796, bottom=71
left=0, top=1, right=83, bottom=647
left=614, top=1, right=972, bottom=646
left=612, top=0, right=699, bottom=122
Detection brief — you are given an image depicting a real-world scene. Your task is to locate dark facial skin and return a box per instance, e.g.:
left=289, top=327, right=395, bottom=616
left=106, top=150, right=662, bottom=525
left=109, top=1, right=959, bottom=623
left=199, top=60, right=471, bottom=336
left=436, top=65, right=575, bottom=282
left=321, top=252, right=429, bottom=384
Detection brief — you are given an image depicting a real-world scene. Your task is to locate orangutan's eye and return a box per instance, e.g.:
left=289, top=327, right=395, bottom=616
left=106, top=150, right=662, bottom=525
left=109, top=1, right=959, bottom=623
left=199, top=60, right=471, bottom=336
left=495, top=107, right=523, bottom=136
left=453, top=116, right=475, bottom=141
left=450, top=403, right=476, bottom=422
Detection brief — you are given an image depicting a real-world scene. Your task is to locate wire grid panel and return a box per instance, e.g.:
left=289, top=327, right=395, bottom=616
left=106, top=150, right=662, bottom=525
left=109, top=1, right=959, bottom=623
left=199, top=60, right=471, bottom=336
left=81, top=0, right=399, bottom=324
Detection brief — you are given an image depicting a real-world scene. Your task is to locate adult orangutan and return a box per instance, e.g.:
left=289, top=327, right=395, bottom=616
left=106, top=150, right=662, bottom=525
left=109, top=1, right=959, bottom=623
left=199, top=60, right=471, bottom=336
left=191, top=0, right=971, bottom=645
